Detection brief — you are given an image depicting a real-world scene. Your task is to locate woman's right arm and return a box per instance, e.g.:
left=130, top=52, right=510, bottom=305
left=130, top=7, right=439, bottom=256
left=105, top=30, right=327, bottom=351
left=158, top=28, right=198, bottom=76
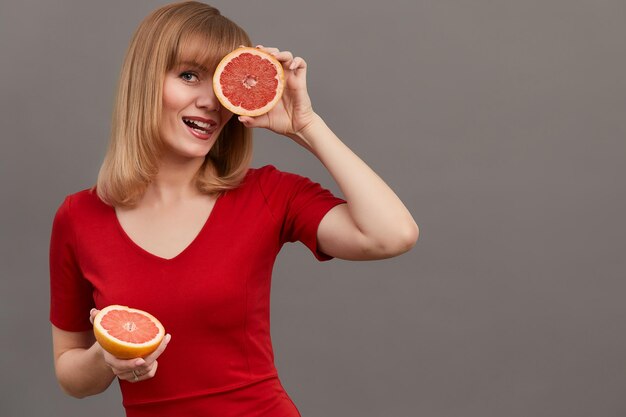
left=51, top=324, right=116, bottom=398
left=52, top=310, right=171, bottom=398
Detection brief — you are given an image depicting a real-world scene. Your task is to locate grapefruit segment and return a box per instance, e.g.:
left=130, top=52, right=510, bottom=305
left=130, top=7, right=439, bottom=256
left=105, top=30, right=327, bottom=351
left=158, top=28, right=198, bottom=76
left=93, top=305, right=165, bottom=359
left=213, top=47, right=285, bottom=117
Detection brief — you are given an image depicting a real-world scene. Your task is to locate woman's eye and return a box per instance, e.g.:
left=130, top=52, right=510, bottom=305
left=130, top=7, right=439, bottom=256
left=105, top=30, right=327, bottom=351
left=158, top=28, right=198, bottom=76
left=180, top=72, right=199, bottom=82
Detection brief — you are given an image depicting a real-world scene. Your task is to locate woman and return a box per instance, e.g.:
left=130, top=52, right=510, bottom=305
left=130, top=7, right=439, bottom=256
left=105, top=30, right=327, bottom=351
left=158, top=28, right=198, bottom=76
left=50, top=1, right=418, bottom=416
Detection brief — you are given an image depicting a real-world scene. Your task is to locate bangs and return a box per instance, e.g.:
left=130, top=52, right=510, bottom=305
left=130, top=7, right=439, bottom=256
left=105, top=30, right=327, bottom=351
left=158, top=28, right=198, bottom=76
left=168, top=15, right=251, bottom=73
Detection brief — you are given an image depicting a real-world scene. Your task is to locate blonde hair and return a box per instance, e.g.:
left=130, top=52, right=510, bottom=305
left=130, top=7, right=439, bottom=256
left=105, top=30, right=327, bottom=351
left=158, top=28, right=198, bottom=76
left=96, top=1, right=253, bottom=207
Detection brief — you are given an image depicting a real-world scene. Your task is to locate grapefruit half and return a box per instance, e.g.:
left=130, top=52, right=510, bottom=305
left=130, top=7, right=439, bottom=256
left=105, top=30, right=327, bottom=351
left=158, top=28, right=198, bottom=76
left=213, top=47, right=285, bottom=117
left=93, top=305, right=165, bottom=359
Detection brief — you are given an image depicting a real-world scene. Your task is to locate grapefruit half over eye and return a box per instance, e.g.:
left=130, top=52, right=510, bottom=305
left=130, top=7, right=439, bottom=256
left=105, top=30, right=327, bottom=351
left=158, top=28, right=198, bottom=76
left=93, top=305, right=165, bottom=359
left=213, top=47, right=285, bottom=117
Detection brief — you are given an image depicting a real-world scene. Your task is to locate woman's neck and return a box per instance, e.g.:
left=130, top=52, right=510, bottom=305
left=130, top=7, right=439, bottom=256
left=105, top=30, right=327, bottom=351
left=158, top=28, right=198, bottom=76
left=143, top=156, right=207, bottom=206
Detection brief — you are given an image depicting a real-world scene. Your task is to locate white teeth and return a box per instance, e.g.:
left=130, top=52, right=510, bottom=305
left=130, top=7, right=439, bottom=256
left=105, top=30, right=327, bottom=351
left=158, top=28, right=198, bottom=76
left=195, top=120, right=212, bottom=129
left=184, top=118, right=213, bottom=130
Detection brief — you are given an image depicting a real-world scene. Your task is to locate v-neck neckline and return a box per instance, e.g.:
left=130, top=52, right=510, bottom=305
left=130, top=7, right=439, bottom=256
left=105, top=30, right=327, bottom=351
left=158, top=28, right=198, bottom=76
left=111, top=193, right=225, bottom=262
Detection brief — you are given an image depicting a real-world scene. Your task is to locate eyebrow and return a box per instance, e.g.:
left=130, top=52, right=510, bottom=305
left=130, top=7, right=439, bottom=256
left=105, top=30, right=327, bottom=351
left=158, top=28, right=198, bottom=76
left=177, top=61, right=209, bottom=72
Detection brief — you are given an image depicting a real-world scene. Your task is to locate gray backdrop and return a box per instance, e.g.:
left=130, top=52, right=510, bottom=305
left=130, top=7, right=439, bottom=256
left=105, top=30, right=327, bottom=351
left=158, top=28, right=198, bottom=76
left=1, top=0, right=625, bottom=416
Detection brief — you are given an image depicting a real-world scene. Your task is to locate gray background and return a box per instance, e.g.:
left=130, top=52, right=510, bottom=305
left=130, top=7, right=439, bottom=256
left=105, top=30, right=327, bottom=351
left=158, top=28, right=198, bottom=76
left=1, top=0, right=625, bottom=416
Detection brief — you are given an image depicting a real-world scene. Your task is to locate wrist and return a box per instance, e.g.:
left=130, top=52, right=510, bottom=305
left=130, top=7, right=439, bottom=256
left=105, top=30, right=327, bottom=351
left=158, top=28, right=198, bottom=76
left=90, top=342, right=114, bottom=374
left=288, top=113, right=326, bottom=149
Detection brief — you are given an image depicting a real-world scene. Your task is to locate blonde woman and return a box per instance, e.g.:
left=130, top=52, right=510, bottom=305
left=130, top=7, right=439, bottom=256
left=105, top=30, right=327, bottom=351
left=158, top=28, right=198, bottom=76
left=50, top=1, right=418, bottom=416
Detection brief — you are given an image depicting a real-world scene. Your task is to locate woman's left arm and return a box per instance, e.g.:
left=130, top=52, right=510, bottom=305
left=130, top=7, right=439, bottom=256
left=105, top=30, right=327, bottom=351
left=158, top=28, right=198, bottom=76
left=295, top=114, right=418, bottom=260
left=238, top=47, right=418, bottom=260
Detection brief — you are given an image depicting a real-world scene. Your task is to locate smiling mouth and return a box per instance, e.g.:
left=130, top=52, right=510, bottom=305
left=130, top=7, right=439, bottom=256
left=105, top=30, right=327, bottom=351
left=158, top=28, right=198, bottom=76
left=182, top=117, right=216, bottom=134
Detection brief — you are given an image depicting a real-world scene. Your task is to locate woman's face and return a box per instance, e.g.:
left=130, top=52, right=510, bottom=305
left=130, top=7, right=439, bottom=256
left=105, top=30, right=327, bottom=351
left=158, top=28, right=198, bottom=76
left=160, top=60, right=233, bottom=161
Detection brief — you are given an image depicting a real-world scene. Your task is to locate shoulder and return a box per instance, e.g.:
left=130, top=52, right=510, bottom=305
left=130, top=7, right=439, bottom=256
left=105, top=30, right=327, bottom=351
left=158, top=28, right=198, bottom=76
left=244, top=164, right=310, bottom=190
left=59, top=187, right=106, bottom=209
left=237, top=165, right=319, bottom=214
left=244, top=164, right=282, bottom=181
left=52, top=187, right=116, bottom=248
left=243, top=164, right=343, bottom=209
left=53, top=187, right=110, bottom=223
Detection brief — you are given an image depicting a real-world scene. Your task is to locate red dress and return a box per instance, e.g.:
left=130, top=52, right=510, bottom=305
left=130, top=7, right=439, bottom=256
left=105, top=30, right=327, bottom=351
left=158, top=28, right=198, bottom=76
left=49, top=165, right=345, bottom=416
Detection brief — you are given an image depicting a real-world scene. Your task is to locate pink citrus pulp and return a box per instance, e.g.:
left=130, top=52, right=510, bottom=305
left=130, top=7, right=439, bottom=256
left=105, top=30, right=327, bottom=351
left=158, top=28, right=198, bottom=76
left=93, top=305, right=165, bottom=359
left=213, top=47, right=285, bottom=117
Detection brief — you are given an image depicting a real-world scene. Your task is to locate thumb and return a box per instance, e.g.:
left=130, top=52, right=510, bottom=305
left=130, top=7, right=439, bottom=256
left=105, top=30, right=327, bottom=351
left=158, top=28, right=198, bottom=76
left=238, top=114, right=268, bottom=129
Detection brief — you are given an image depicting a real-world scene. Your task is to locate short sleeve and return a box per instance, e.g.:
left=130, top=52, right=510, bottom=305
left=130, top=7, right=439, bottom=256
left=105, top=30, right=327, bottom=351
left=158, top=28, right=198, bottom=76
left=256, top=165, right=346, bottom=261
left=49, top=196, right=94, bottom=331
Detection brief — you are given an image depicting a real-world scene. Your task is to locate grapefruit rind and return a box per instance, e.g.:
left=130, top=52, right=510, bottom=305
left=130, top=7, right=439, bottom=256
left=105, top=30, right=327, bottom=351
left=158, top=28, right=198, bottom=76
left=93, top=305, right=165, bottom=359
left=213, top=47, right=285, bottom=117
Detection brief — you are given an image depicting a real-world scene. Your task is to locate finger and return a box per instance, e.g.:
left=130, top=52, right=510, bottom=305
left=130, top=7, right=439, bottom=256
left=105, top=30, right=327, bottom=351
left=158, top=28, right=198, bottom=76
left=142, top=334, right=172, bottom=363
left=101, top=350, right=152, bottom=380
left=288, top=57, right=307, bottom=72
left=238, top=114, right=269, bottom=129
left=256, top=45, right=279, bottom=55
left=101, top=334, right=168, bottom=374
left=89, top=308, right=100, bottom=325
left=109, top=363, right=139, bottom=378
left=102, top=350, right=145, bottom=373
left=285, top=57, right=308, bottom=86
left=122, top=369, right=141, bottom=383
left=129, top=353, right=161, bottom=376
left=115, top=363, right=144, bottom=379
left=121, top=369, right=136, bottom=379
left=145, top=360, right=159, bottom=378
left=271, top=50, right=294, bottom=63
left=122, top=359, right=159, bottom=383
left=130, top=361, right=157, bottom=378
left=128, top=357, right=151, bottom=376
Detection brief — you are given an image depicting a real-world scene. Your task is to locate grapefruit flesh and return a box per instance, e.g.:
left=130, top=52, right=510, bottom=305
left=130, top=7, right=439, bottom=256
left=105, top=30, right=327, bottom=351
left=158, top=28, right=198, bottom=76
left=213, top=47, right=285, bottom=117
left=93, top=305, right=165, bottom=359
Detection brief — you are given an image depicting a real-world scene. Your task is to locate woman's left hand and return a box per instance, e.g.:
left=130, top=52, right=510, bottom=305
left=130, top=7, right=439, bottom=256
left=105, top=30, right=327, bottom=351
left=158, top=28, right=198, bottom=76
left=237, top=46, right=316, bottom=143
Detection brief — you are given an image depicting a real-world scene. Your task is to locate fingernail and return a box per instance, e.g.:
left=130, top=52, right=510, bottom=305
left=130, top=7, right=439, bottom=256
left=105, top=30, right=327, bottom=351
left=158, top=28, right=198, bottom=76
left=135, top=359, right=145, bottom=366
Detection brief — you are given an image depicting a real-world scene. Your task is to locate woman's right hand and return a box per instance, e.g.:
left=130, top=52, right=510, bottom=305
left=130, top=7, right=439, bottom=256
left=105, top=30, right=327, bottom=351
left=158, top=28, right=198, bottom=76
left=89, top=308, right=171, bottom=383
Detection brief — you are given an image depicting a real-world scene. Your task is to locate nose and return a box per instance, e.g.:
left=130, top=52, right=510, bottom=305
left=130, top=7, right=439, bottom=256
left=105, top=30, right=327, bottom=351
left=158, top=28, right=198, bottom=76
left=196, top=85, right=221, bottom=112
